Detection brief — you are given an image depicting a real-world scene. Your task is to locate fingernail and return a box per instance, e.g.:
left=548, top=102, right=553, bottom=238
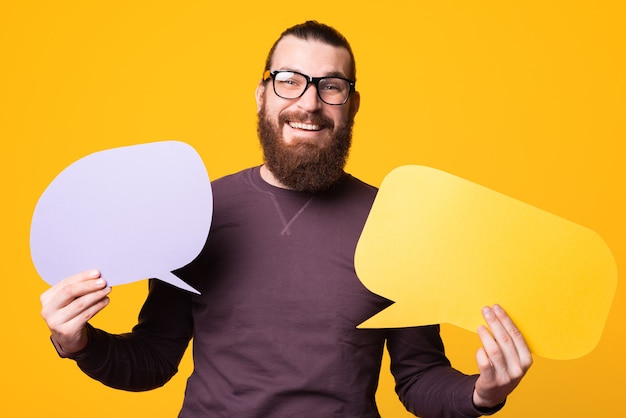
left=89, top=270, right=100, bottom=278
left=493, top=304, right=504, bottom=313
left=482, top=306, right=494, bottom=319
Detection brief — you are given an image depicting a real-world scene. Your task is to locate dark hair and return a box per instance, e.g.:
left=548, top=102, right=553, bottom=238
left=263, top=20, right=356, bottom=81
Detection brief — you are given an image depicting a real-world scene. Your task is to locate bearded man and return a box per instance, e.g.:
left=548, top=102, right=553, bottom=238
left=41, top=21, right=531, bottom=418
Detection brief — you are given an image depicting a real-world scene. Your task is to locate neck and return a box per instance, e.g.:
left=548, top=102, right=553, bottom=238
left=260, top=164, right=292, bottom=189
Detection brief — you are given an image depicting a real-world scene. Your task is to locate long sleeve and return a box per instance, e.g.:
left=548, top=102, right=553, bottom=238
left=74, top=279, right=194, bottom=391
left=387, top=326, right=503, bottom=418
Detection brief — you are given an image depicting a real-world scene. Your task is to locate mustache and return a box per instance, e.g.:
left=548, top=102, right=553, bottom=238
left=278, top=111, right=334, bottom=129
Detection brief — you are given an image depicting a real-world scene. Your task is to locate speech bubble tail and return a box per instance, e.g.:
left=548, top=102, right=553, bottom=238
left=158, top=272, right=201, bottom=294
left=358, top=303, right=424, bottom=329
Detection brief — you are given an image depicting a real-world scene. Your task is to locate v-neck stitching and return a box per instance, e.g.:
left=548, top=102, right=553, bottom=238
left=247, top=166, right=315, bottom=236
left=268, top=193, right=314, bottom=236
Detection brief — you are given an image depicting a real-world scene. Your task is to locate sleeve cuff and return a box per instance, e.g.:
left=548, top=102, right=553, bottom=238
left=50, top=334, right=90, bottom=361
left=454, top=375, right=506, bottom=417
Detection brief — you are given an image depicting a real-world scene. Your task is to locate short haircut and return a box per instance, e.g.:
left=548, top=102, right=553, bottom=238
left=263, top=20, right=356, bottom=81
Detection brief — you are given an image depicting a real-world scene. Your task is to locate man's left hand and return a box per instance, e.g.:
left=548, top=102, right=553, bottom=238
left=472, top=304, right=533, bottom=409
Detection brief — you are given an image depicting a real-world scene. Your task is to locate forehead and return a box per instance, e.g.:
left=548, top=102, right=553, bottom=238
left=270, top=35, right=352, bottom=78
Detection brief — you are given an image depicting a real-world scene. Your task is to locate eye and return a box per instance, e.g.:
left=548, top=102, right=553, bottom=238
left=320, top=78, right=347, bottom=93
left=275, top=72, right=303, bottom=89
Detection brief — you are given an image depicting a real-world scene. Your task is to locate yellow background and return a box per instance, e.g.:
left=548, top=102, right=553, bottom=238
left=1, top=1, right=624, bottom=417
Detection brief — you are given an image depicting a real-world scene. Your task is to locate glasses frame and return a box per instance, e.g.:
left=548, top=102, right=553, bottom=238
left=263, top=70, right=356, bottom=106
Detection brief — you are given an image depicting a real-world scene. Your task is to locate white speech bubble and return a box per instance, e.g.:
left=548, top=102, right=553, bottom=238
left=30, top=141, right=212, bottom=294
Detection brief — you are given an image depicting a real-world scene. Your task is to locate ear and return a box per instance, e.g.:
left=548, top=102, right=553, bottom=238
left=349, top=90, right=360, bottom=119
left=255, top=80, right=265, bottom=113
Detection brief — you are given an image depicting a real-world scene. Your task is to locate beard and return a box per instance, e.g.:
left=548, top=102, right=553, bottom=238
left=257, top=105, right=354, bottom=194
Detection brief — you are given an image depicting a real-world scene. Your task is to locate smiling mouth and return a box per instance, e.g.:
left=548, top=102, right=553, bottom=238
left=288, top=121, right=322, bottom=131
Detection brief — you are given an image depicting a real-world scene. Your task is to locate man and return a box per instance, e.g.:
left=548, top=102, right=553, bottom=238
left=40, top=21, right=532, bottom=417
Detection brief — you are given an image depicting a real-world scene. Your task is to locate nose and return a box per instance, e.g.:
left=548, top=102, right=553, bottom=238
left=296, top=83, right=322, bottom=112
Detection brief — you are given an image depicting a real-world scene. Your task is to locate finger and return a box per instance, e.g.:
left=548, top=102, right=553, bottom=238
left=40, top=270, right=100, bottom=305
left=475, top=334, right=496, bottom=374
left=492, top=304, right=533, bottom=368
left=58, top=294, right=111, bottom=334
left=51, top=285, right=112, bottom=327
left=480, top=307, right=513, bottom=370
left=481, top=306, right=533, bottom=380
left=40, top=270, right=109, bottom=328
left=51, top=269, right=102, bottom=290
left=477, top=322, right=508, bottom=373
left=482, top=306, right=524, bottom=357
left=41, top=270, right=106, bottom=310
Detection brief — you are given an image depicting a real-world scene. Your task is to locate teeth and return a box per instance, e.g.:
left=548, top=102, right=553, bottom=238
left=289, top=121, right=321, bottom=131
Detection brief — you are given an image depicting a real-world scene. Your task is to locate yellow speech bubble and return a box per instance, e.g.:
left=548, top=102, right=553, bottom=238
left=355, top=165, right=617, bottom=360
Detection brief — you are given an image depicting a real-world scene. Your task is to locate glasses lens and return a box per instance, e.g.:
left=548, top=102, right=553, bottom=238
left=317, top=78, right=351, bottom=105
left=273, top=72, right=307, bottom=99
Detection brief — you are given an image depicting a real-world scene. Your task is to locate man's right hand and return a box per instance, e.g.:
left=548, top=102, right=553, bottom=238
left=40, top=270, right=111, bottom=355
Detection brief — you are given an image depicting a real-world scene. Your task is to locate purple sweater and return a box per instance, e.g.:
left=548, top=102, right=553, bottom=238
left=75, top=167, right=500, bottom=417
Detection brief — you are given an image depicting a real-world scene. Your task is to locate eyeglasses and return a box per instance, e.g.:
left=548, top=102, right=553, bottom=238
left=263, top=70, right=355, bottom=106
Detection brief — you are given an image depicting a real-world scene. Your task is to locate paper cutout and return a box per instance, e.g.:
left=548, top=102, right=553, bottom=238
left=30, top=141, right=212, bottom=294
left=355, top=165, right=617, bottom=360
